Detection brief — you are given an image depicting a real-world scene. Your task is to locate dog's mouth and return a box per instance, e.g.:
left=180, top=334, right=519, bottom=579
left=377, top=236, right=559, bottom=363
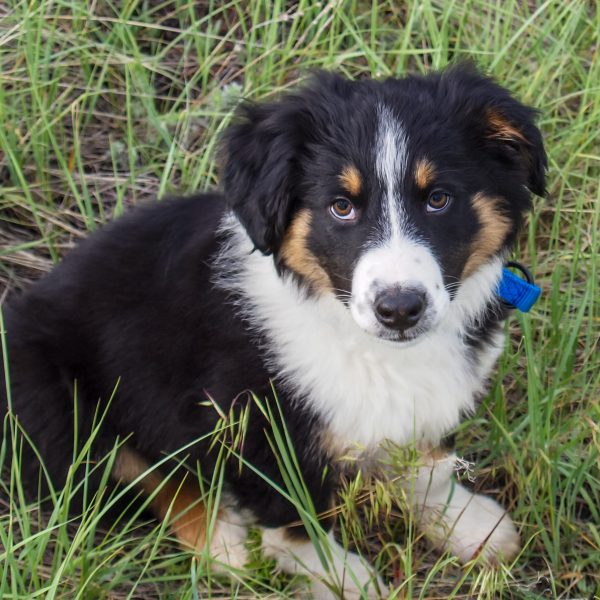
left=346, top=292, right=441, bottom=346
left=362, top=318, right=436, bottom=345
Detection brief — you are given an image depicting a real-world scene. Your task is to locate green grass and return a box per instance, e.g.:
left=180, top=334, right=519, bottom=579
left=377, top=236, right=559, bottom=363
left=0, top=0, right=599, bottom=597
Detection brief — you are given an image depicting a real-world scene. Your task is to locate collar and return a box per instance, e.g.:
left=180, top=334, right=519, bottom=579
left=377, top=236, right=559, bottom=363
left=497, top=261, right=541, bottom=312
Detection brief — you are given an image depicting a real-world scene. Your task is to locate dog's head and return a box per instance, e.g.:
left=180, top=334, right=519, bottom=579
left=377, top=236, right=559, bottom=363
left=220, top=66, right=546, bottom=343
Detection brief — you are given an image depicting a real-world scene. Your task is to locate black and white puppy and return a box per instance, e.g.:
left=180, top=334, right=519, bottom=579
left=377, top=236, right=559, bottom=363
left=1, top=65, right=545, bottom=598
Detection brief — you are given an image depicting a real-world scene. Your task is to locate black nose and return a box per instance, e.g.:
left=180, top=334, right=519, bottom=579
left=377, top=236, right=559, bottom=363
left=374, top=288, right=426, bottom=332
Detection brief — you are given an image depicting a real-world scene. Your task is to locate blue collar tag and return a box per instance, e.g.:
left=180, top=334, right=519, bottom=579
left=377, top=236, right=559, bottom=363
left=497, top=263, right=541, bottom=312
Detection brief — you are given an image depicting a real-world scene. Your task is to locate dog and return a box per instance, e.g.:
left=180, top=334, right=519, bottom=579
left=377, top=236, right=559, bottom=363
left=1, top=65, right=545, bottom=598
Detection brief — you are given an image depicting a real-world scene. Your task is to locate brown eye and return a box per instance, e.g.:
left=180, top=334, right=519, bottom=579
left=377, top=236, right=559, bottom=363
left=330, top=197, right=356, bottom=221
left=426, top=190, right=452, bottom=213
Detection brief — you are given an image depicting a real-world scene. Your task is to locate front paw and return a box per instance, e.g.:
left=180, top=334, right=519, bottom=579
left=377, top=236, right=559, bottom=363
left=310, top=552, right=387, bottom=600
left=263, top=528, right=387, bottom=598
left=421, top=484, right=520, bottom=564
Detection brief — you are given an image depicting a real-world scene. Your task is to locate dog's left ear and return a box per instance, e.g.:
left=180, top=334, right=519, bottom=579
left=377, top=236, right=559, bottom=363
left=442, top=65, right=547, bottom=197
left=220, top=99, right=307, bottom=255
left=481, top=102, right=547, bottom=197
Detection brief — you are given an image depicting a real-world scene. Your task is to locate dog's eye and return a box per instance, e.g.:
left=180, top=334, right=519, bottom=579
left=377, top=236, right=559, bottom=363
left=330, top=197, right=356, bottom=221
left=426, top=190, right=452, bottom=213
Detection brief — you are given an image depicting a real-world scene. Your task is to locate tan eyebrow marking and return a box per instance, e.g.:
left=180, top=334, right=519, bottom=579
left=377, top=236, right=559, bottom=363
left=339, top=165, right=362, bottom=196
left=462, top=192, right=511, bottom=278
left=414, top=158, right=436, bottom=189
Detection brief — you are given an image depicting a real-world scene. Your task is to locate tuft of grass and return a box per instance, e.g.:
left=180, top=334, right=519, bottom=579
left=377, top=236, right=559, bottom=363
left=1, top=0, right=599, bottom=597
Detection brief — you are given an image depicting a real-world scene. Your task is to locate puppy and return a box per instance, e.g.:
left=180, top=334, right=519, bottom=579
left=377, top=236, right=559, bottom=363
left=0, top=65, right=545, bottom=598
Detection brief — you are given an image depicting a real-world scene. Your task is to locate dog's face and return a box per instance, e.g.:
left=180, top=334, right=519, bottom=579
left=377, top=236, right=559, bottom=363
left=222, top=67, right=546, bottom=343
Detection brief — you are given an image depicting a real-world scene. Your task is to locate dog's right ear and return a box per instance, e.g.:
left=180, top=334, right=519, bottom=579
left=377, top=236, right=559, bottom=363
left=220, top=72, right=356, bottom=255
left=220, top=99, right=306, bottom=255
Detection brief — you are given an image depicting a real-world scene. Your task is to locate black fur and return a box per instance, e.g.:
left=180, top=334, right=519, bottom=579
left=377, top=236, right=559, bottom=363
left=1, top=196, right=334, bottom=526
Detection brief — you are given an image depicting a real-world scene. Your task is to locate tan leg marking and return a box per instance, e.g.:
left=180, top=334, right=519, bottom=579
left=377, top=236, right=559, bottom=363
left=280, top=209, right=332, bottom=291
left=112, top=447, right=209, bottom=550
left=462, top=193, right=511, bottom=278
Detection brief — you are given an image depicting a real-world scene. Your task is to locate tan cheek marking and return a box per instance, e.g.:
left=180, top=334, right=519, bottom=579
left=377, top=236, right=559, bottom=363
left=414, top=158, right=436, bottom=189
left=486, top=109, right=527, bottom=143
left=279, top=209, right=332, bottom=291
left=113, top=447, right=211, bottom=550
left=462, top=193, right=511, bottom=278
left=339, top=165, right=362, bottom=196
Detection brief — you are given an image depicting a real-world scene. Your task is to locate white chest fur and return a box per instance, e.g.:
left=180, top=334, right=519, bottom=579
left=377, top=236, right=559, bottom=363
left=216, top=219, right=505, bottom=450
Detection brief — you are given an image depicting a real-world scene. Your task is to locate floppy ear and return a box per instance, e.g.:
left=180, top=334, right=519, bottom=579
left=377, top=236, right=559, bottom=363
left=442, top=64, right=547, bottom=197
left=482, top=104, right=547, bottom=197
left=220, top=100, right=305, bottom=255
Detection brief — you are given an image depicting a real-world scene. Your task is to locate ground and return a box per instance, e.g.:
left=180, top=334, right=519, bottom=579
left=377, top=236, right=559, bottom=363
left=0, top=1, right=599, bottom=598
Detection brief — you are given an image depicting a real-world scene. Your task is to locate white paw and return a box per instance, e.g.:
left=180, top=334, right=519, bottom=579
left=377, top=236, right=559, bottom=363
left=423, top=484, right=520, bottom=564
left=310, top=550, right=386, bottom=599
left=263, top=528, right=386, bottom=598
left=208, top=517, right=248, bottom=571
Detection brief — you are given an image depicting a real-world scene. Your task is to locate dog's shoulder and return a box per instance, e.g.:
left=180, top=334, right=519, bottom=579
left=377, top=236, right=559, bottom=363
left=12, top=194, right=223, bottom=302
left=65, top=193, right=225, bottom=279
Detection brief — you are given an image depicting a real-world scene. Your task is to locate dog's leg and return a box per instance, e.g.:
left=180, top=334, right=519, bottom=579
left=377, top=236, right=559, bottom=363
left=405, top=448, right=520, bottom=564
left=113, top=447, right=248, bottom=570
left=262, top=526, right=386, bottom=599
left=1, top=332, right=117, bottom=511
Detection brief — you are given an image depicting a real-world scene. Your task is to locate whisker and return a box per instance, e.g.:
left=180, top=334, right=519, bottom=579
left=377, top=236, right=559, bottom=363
left=330, top=271, right=353, bottom=284
left=331, top=287, right=352, bottom=295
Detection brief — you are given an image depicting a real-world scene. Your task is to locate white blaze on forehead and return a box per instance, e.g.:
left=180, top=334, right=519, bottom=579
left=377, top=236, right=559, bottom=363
left=376, top=104, right=409, bottom=239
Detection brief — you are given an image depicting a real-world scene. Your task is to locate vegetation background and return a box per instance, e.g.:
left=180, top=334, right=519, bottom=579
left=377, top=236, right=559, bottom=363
left=0, top=0, right=598, bottom=598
